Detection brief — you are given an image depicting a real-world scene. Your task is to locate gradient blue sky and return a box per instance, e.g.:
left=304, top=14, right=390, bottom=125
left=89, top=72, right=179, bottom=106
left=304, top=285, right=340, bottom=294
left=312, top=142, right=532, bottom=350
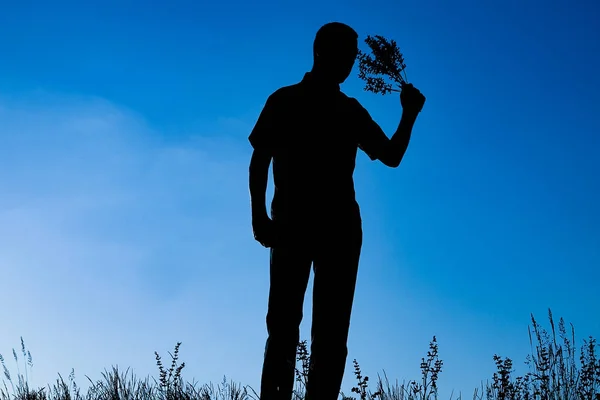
left=1, top=0, right=599, bottom=398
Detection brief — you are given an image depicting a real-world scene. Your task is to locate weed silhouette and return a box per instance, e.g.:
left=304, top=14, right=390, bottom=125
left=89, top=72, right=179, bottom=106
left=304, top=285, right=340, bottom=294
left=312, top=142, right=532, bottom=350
left=1, top=312, right=599, bottom=400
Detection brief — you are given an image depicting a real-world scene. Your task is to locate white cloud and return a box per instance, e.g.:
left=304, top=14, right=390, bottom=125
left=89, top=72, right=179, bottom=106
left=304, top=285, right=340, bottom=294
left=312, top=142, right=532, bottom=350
left=0, top=92, right=266, bottom=393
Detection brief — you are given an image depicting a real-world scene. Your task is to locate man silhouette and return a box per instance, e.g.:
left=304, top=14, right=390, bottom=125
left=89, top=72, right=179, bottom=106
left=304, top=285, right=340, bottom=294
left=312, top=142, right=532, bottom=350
left=249, top=22, right=426, bottom=400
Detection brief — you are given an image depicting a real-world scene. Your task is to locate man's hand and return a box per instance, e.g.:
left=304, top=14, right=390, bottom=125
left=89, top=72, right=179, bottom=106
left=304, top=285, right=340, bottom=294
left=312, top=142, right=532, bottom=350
left=252, top=213, right=278, bottom=248
left=400, top=83, right=426, bottom=115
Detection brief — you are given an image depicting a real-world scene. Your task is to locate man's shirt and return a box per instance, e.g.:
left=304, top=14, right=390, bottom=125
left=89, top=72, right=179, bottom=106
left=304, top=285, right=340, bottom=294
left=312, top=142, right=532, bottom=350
left=249, top=72, right=390, bottom=227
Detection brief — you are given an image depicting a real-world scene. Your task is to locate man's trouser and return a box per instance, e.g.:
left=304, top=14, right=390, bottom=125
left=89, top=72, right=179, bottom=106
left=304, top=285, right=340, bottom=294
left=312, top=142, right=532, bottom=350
left=259, top=220, right=363, bottom=400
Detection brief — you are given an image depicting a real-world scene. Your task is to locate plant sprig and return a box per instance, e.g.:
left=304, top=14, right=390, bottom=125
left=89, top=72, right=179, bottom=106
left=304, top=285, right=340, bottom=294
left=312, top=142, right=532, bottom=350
left=357, top=35, right=408, bottom=95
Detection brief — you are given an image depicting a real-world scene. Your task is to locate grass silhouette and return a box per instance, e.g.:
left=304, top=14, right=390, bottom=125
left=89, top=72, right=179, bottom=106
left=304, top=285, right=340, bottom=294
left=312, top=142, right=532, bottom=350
left=1, top=309, right=598, bottom=400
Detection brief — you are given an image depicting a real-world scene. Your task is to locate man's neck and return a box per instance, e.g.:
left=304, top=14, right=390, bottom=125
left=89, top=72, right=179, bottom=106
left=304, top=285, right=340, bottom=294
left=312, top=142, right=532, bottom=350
left=305, top=69, right=340, bottom=91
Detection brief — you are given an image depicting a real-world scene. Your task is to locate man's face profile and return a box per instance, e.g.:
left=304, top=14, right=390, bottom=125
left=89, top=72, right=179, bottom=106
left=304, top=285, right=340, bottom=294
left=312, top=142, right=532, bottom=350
left=319, top=38, right=358, bottom=83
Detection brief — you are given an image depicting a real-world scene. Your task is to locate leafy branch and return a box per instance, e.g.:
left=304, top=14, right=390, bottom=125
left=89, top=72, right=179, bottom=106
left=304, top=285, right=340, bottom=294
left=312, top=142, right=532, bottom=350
left=357, top=35, right=408, bottom=95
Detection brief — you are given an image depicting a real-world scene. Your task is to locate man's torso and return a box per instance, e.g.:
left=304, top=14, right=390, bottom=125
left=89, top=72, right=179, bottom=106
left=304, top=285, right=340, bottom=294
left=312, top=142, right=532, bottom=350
left=267, top=75, right=364, bottom=227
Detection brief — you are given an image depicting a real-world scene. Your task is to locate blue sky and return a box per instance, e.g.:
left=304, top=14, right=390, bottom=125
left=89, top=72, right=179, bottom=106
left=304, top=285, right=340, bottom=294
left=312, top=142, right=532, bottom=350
left=1, top=0, right=599, bottom=397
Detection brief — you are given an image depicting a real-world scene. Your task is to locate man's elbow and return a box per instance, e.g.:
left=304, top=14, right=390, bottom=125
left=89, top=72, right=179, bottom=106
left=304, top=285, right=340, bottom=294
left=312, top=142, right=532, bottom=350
left=380, top=146, right=408, bottom=168
left=380, top=154, right=402, bottom=168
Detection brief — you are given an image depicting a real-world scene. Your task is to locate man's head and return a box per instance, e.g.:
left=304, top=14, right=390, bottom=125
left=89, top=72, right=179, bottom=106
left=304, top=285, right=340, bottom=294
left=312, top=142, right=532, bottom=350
left=312, top=22, right=359, bottom=84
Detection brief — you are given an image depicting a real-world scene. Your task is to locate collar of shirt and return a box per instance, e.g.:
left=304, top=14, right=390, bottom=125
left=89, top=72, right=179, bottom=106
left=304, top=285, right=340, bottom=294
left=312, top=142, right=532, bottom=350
left=301, top=72, right=341, bottom=93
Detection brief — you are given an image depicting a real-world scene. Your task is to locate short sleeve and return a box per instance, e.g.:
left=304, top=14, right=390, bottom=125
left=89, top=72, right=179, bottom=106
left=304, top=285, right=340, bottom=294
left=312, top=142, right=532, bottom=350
left=248, top=93, right=279, bottom=153
left=350, top=98, right=389, bottom=161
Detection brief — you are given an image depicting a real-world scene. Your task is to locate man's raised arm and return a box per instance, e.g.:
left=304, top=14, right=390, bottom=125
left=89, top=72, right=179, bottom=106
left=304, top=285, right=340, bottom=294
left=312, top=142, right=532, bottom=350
left=356, top=84, right=426, bottom=168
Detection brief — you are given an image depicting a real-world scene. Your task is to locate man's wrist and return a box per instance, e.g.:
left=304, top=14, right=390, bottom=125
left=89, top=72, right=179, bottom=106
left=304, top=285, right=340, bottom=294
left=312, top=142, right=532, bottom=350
left=401, top=108, right=419, bottom=121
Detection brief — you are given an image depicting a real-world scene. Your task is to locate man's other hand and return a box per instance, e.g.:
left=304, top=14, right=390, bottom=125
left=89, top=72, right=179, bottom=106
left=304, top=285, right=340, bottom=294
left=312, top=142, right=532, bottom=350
left=252, top=214, right=278, bottom=248
left=400, top=83, right=426, bottom=115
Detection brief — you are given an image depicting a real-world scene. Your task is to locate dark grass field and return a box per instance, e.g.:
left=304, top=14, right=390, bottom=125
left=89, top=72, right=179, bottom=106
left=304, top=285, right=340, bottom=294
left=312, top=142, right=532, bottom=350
left=2, top=310, right=598, bottom=400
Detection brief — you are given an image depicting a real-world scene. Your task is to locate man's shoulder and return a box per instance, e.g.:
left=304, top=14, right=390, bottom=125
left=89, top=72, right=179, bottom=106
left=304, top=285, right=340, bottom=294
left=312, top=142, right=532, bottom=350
left=340, top=92, right=361, bottom=106
left=268, top=83, right=305, bottom=103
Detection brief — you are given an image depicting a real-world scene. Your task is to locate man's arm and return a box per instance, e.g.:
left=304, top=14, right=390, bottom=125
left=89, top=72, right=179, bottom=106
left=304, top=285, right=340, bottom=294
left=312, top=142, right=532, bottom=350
left=249, top=148, right=271, bottom=219
left=248, top=92, right=279, bottom=220
left=356, top=84, right=425, bottom=168
left=377, top=110, right=418, bottom=168
left=356, top=103, right=419, bottom=168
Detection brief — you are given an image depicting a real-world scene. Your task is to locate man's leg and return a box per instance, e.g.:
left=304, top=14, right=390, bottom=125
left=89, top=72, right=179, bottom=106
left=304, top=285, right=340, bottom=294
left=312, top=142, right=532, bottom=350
left=305, top=224, right=363, bottom=400
left=260, top=241, right=312, bottom=400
